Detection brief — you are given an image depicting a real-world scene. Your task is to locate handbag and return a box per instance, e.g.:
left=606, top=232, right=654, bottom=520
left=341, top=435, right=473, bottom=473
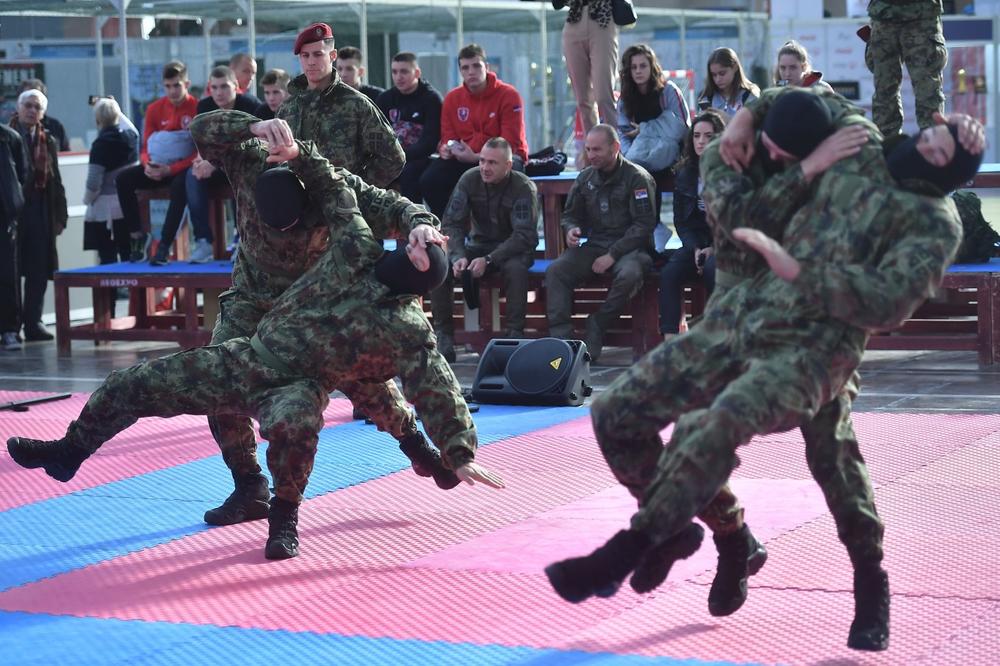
left=612, top=0, right=637, bottom=27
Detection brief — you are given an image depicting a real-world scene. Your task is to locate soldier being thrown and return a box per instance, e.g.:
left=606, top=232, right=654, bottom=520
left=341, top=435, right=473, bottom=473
left=6, top=130, right=505, bottom=561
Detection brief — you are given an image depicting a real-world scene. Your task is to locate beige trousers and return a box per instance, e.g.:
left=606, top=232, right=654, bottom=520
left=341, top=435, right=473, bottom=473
left=562, top=13, right=619, bottom=132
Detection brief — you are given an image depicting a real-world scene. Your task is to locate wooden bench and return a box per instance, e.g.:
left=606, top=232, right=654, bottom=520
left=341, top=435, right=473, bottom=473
left=53, top=261, right=233, bottom=356
left=136, top=181, right=233, bottom=260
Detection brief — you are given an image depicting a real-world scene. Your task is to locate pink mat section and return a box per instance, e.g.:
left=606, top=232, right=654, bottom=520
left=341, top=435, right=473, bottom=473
left=0, top=392, right=355, bottom=511
left=1, top=411, right=998, bottom=665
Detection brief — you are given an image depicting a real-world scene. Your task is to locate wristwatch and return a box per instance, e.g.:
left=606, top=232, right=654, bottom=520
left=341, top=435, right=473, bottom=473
left=484, top=255, right=493, bottom=265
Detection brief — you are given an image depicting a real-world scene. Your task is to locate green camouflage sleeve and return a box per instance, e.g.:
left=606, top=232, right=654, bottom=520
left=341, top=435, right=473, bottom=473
left=338, top=167, right=437, bottom=240
left=608, top=169, right=658, bottom=260
left=359, top=104, right=406, bottom=187
left=189, top=109, right=267, bottom=190
left=487, top=179, right=539, bottom=264
left=747, top=87, right=881, bottom=138
left=441, top=176, right=473, bottom=264
left=287, top=141, right=360, bottom=221
left=701, top=141, right=811, bottom=242
left=794, top=194, right=962, bottom=331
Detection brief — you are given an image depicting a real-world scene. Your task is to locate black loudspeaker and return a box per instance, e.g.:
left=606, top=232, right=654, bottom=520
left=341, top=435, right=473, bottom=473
left=471, top=338, right=592, bottom=406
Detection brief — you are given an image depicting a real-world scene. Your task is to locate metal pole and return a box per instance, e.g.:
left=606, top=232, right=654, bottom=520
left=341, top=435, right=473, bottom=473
left=114, top=0, right=132, bottom=118
left=678, top=14, right=687, bottom=71
left=457, top=0, right=464, bottom=52
left=994, top=16, right=999, bottom=163
left=96, top=17, right=106, bottom=96
left=540, top=2, right=549, bottom=145
left=383, top=32, right=391, bottom=88
left=361, top=0, right=369, bottom=84
left=204, top=18, right=215, bottom=83
left=247, top=0, right=256, bottom=64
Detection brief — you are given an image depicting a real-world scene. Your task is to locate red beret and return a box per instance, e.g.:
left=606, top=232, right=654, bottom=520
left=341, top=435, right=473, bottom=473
left=294, top=23, right=333, bottom=55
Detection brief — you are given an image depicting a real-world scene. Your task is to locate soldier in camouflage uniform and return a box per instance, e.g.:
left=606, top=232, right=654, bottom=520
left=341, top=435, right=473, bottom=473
left=188, top=109, right=460, bottom=528
left=7, top=136, right=505, bottom=561
left=279, top=22, right=404, bottom=188
left=865, top=0, right=946, bottom=137
left=545, top=124, right=656, bottom=363
left=546, top=92, right=982, bottom=652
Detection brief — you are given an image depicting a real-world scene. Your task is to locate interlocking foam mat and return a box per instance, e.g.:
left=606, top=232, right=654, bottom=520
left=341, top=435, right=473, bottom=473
left=1, top=392, right=998, bottom=665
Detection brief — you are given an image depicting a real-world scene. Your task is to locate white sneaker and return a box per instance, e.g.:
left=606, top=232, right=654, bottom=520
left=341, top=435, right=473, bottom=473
left=2, top=331, right=21, bottom=351
left=189, top=238, right=214, bottom=264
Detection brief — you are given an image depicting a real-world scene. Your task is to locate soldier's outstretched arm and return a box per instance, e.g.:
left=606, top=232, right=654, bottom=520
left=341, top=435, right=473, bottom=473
left=338, top=167, right=438, bottom=239
left=189, top=110, right=269, bottom=174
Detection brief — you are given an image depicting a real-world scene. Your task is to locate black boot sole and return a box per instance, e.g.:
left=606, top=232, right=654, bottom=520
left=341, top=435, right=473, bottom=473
left=7, top=437, right=80, bottom=483
left=264, top=537, right=299, bottom=560
left=629, top=523, right=706, bottom=594
left=204, top=498, right=270, bottom=526
left=847, top=630, right=889, bottom=651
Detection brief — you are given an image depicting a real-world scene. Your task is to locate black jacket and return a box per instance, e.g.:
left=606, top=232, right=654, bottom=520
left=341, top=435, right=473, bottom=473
left=376, top=79, right=443, bottom=162
left=672, top=162, right=712, bottom=249
left=0, top=124, right=29, bottom=223
left=90, top=123, right=139, bottom=172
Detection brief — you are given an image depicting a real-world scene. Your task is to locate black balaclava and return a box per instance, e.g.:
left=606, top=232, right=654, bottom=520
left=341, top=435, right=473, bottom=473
left=374, top=242, right=449, bottom=295
left=761, top=90, right=835, bottom=159
left=886, top=124, right=983, bottom=194
left=255, top=167, right=307, bottom=231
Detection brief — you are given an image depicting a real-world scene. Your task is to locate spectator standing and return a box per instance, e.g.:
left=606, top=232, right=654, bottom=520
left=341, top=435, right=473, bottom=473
left=254, top=69, right=291, bottom=120
left=697, top=47, right=760, bottom=119
left=336, top=46, right=385, bottom=102
left=376, top=52, right=442, bottom=202
left=9, top=90, right=67, bottom=342
left=419, top=43, right=528, bottom=219
left=658, top=109, right=726, bottom=339
left=554, top=0, right=618, bottom=167
left=152, top=65, right=260, bottom=265
left=431, top=137, right=538, bottom=359
left=278, top=22, right=404, bottom=188
left=0, top=123, right=29, bottom=350
left=18, top=79, right=69, bottom=152
left=774, top=40, right=834, bottom=92
left=115, top=60, right=198, bottom=261
left=545, top=124, right=656, bottom=362
left=866, top=0, right=945, bottom=137
left=83, top=98, right=139, bottom=267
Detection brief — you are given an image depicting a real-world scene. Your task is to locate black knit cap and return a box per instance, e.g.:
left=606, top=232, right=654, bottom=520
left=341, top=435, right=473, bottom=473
left=255, top=167, right=307, bottom=231
left=374, top=242, right=449, bottom=296
left=761, top=90, right=835, bottom=159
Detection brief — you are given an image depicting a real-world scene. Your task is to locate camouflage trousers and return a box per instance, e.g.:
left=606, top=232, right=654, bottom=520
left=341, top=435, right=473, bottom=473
left=592, top=325, right=884, bottom=568
left=65, top=339, right=330, bottom=504
left=207, top=260, right=420, bottom=478
left=866, top=16, right=946, bottom=136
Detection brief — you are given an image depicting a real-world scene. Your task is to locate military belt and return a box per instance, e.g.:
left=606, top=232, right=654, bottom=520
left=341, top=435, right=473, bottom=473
left=250, top=334, right=297, bottom=376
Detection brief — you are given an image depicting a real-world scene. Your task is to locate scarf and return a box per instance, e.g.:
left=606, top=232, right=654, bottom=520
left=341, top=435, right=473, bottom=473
left=10, top=115, right=49, bottom=191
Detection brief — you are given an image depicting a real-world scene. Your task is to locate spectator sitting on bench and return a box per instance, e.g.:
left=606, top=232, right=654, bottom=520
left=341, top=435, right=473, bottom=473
left=336, top=46, right=385, bottom=102
left=546, top=124, right=657, bottom=363
left=376, top=52, right=443, bottom=203
left=430, top=137, right=538, bottom=360
left=419, top=43, right=528, bottom=220
left=115, top=60, right=198, bottom=262
left=659, top=108, right=726, bottom=341
left=229, top=52, right=261, bottom=104
left=153, top=66, right=261, bottom=265
left=254, top=69, right=291, bottom=121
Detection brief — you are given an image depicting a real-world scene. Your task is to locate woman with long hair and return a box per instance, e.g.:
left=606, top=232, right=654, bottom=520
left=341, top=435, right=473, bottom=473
left=658, top=108, right=727, bottom=339
left=774, top=40, right=834, bottom=92
left=697, top=47, right=760, bottom=118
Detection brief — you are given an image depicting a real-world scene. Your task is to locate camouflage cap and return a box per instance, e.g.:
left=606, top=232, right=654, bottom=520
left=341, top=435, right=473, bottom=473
left=294, top=23, right=333, bottom=55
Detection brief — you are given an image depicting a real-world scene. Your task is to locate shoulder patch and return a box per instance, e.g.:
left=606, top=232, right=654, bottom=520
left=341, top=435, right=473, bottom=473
left=634, top=188, right=649, bottom=200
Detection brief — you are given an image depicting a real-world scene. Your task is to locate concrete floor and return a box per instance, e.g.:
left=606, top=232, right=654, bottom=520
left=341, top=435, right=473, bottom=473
left=3, top=334, right=1000, bottom=415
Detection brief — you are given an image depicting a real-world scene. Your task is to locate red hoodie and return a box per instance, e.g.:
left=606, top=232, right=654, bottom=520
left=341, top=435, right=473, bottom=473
left=140, top=93, right=198, bottom=176
left=439, top=71, right=528, bottom=161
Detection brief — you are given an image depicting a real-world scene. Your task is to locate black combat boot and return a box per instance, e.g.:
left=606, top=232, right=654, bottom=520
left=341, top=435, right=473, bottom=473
left=708, top=523, right=768, bottom=616
left=264, top=497, right=300, bottom=560
left=398, top=431, right=461, bottom=490
left=545, top=528, right=650, bottom=603
left=7, top=436, right=90, bottom=482
left=436, top=330, right=457, bottom=363
left=629, top=522, right=705, bottom=594
left=847, top=565, right=890, bottom=651
left=203, top=472, right=270, bottom=526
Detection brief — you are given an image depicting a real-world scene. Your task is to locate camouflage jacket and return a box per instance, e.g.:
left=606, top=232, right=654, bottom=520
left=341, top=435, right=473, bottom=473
left=561, top=154, right=657, bottom=259
left=701, top=86, right=884, bottom=287
left=190, top=110, right=434, bottom=285
left=442, top=168, right=538, bottom=265
left=278, top=71, right=405, bottom=187
left=868, top=0, right=942, bottom=21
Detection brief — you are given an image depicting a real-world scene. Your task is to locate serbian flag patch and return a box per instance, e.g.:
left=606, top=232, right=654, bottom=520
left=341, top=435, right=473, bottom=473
left=634, top=188, right=649, bottom=200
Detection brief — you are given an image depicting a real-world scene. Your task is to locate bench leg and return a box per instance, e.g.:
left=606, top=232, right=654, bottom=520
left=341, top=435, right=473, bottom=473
left=55, top=281, right=71, bottom=357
